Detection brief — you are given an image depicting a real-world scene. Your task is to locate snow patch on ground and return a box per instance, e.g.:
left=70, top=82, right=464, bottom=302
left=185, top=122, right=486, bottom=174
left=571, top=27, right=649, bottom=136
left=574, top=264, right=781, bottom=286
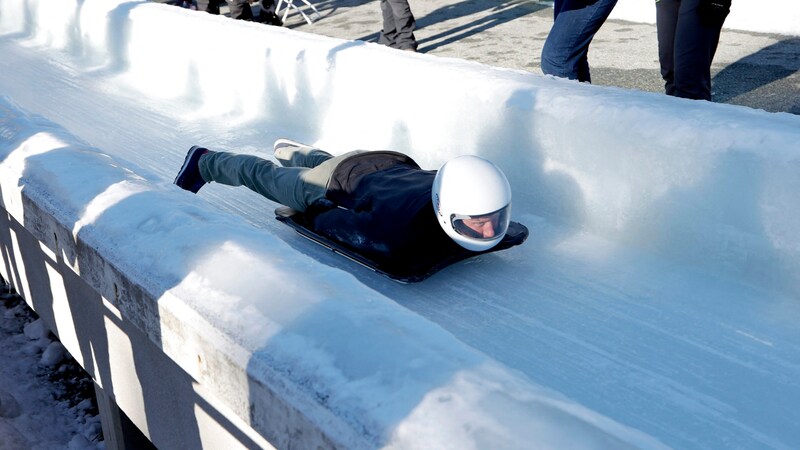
left=0, top=281, right=104, bottom=449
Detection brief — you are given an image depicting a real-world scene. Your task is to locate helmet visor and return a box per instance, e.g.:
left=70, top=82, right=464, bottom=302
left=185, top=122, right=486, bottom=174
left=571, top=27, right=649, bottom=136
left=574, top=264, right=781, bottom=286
left=450, top=205, right=511, bottom=241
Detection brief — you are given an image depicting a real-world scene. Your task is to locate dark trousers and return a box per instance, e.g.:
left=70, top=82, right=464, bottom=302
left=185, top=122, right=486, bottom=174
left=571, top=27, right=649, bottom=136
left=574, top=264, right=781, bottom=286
left=540, top=0, right=618, bottom=83
left=196, top=0, right=275, bottom=20
left=198, top=146, right=361, bottom=212
left=656, top=0, right=727, bottom=100
left=379, top=0, right=417, bottom=50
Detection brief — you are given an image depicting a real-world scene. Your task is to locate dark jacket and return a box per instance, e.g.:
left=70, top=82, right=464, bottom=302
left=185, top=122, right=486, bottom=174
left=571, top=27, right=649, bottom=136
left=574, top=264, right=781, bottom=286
left=306, top=151, right=464, bottom=276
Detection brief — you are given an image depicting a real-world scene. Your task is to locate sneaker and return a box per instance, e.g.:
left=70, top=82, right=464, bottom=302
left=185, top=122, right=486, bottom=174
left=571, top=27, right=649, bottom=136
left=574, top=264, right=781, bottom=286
left=257, top=10, right=283, bottom=26
left=273, top=139, right=322, bottom=167
left=174, top=146, right=209, bottom=193
left=273, top=138, right=313, bottom=153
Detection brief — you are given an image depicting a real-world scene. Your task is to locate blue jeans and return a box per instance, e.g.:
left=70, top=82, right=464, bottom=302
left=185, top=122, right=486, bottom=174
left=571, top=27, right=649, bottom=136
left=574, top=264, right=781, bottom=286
left=199, top=146, right=363, bottom=212
left=541, top=0, right=618, bottom=83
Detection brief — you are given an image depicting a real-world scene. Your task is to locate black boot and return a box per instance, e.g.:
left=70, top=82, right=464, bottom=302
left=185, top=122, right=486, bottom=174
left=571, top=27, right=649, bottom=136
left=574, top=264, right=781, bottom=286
left=257, top=9, right=284, bottom=26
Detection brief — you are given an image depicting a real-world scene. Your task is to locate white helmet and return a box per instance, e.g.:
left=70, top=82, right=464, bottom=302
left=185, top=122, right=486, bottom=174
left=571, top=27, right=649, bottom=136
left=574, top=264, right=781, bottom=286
left=432, top=155, right=512, bottom=251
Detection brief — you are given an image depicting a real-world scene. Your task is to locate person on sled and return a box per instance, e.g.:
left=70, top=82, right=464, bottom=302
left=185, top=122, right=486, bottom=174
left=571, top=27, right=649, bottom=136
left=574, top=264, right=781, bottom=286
left=173, top=139, right=517, bottom=276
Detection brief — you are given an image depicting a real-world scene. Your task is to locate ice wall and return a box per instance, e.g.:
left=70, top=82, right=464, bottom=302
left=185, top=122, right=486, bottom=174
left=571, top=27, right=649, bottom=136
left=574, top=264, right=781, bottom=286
left=0, top=1, right=682, bottom=448
left=3, top=0, right=800, bottom=293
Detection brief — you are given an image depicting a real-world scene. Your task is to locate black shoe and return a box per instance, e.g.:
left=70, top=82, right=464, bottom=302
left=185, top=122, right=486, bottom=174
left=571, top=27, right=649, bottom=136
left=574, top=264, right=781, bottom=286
left=257, top=10, right=283, bottom=26
left=174, top=146, right=209, bottom=193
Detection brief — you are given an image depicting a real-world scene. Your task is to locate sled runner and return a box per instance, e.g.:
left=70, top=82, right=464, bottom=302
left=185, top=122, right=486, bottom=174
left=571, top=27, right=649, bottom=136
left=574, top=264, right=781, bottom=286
left=275, top=206, right=528, bottom=283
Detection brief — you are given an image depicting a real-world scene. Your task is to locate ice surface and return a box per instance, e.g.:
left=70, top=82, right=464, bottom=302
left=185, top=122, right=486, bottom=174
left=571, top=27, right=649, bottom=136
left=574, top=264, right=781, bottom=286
left=1, top=1, right=799, bottom=448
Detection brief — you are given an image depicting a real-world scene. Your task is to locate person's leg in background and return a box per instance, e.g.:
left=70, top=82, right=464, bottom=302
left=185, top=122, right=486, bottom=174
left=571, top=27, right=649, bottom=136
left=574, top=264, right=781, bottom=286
left=195, top=0, right=257, bottom=20
left=672, top=0, right=727, bottom=100
left=540, top=0, right=618, bottom=83
left=225, top=0, right=255, bottom=20
left=657, top=0, right=728, bottom=100
left=195, top=0, right=222, bottom=15
left=256, top=0, right=283, bottom=26
left=656, top=0, right=680, bottom=96
left=260, top=0, right=276, bottom=14
left=379, top=0, right=399, bottom=48
left=379, top=0, right=418, bottom=51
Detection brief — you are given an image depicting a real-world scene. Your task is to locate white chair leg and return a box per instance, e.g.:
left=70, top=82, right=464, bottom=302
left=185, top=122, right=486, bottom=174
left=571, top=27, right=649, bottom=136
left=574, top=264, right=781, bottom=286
left=298, top=0, right=321, bottom=22
left=277, top=0, right=321, bottom=25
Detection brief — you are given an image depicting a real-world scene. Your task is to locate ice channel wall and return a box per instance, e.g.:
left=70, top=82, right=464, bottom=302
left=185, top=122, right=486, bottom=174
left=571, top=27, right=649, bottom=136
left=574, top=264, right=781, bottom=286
left=1, top=0, right=800, bottom=448
left=3, top=0, right=800, bottom=295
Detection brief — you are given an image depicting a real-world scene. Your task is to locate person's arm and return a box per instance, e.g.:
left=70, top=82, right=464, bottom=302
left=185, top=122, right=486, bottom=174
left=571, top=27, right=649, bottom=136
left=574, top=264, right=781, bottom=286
left=311, top=207, right=393, bottom=258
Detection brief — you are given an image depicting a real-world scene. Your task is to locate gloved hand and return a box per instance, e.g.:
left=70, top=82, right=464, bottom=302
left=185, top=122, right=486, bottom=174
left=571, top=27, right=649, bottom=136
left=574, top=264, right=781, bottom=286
left=697, top=0, right=731, bottom=27
left=305, top=198, right=337, bottom=220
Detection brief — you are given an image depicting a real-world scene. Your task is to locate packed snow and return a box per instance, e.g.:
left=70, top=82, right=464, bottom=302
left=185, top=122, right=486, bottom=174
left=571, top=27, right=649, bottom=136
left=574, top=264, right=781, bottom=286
left=1, top=0, right=800, bottom=449
left=0, top=281, right=103, bottom=449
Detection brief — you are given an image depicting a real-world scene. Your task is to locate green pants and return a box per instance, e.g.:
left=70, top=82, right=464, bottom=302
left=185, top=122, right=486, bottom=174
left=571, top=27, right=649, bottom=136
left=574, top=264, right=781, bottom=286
left=198, top=145, right=362, bottom=212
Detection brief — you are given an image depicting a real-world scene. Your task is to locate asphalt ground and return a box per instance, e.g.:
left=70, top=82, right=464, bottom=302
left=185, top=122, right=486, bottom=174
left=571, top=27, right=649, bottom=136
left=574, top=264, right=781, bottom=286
left=242, top=0, right=800, bottom=115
